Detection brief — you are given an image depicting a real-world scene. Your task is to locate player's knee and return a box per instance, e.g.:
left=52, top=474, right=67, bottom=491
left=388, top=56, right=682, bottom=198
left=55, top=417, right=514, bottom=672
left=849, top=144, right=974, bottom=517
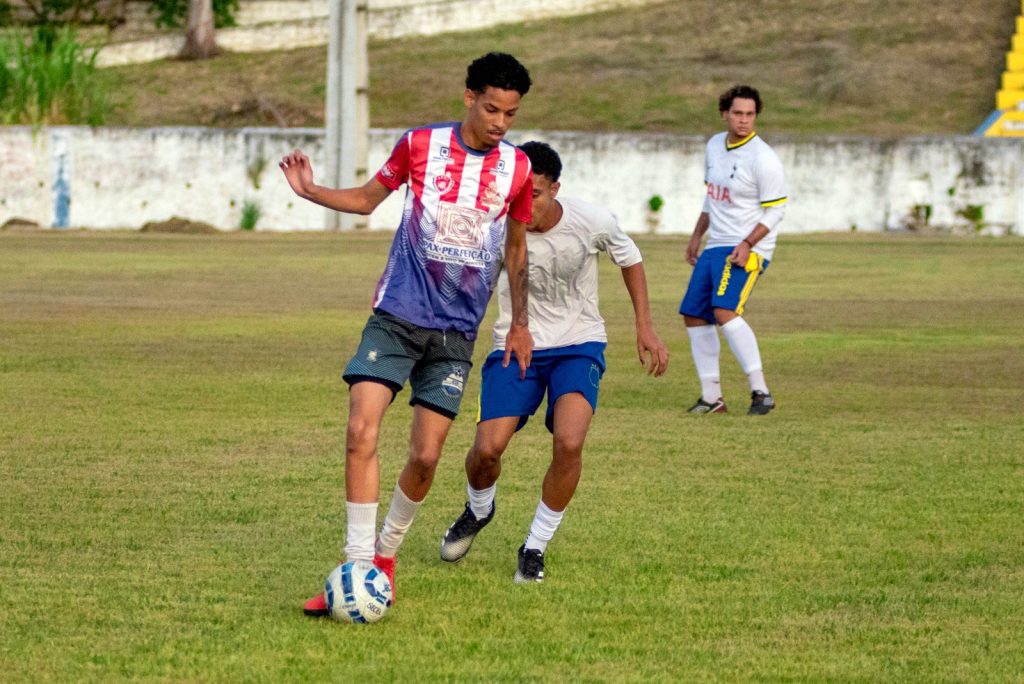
left=407, top=447, right=442, bottom=475
left=552, top=436, right=584, bottom=466
left=713, top=308, right=738, bottom=326
left=345, top=418, right=379, bottom=458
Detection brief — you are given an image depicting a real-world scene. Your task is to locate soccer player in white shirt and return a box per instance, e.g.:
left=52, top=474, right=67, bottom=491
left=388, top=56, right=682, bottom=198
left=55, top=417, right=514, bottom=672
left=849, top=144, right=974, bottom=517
left=679, top=85, right=787, bottom=416
left=439, top=141, right=669, bottom=582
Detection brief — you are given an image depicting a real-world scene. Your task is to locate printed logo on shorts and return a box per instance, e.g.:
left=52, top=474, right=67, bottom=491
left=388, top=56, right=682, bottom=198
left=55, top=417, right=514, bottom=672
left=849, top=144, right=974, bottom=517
left=441, top=367, right=465, bottom=398
left=589, top=363, right=601, bottom=388
left=367, top=350, right=379, bottom=363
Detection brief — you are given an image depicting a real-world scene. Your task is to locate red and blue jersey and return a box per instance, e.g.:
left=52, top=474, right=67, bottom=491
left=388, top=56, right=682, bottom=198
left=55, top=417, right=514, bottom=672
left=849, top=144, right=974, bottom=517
left=372, top=122, right=533, bottom=338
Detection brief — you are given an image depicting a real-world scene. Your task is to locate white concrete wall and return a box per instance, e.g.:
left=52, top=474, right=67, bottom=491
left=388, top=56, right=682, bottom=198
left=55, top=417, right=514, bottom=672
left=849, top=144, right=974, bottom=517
left=2, top=126, right=1023, bottom=235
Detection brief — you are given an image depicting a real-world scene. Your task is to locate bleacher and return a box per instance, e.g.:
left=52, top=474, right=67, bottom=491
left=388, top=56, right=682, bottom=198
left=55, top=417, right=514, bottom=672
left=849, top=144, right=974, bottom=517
left=977, top=2, right=1024, bottom=135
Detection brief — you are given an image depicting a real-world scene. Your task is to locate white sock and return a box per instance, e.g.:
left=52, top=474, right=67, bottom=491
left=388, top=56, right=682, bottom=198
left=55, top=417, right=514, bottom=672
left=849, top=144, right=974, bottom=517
left=687, top=324, right=722, bottom=401
left=375, top=485, right=422, bottom=558
left=720, top=317, right=769, bottom=393
left=468, top=482, right=496, bottom=520
left=524, top=500, right=564, bottom=554
left=343, top=501, right=378, bottom=563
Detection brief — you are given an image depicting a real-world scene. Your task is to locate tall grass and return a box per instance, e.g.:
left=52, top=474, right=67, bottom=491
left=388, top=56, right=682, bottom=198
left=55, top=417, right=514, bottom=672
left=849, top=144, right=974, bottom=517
left=0, top=26, right=109, bottom=125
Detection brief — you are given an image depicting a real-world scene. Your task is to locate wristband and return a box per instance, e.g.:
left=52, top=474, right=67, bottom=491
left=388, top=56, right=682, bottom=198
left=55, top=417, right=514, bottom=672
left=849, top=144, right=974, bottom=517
left=742, top=238, right=754, bottom=248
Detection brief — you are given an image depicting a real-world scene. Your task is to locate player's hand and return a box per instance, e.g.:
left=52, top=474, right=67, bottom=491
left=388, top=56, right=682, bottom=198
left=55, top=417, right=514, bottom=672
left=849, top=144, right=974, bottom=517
left=636, top=325, right=669, bottom=377
left=503, top=323, right=533, bottom=380
left=279, top=149, right=316, bottom=198
left=686, top=234, right=702, bottom=265
left=729, top=240, right=750, bottom=267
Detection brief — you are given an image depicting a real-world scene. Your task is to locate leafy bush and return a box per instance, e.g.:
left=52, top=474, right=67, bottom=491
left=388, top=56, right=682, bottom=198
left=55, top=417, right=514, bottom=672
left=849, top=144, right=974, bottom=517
left=239, top=200, right=260, bottom=230
left=0, top=25, right=109, bottom=125
left=149, top=0, right=239, bottom=29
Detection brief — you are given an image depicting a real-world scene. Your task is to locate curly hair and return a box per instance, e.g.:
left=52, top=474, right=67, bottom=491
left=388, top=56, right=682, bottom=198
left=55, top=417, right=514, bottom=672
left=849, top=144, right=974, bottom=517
left=718, top=85, right=763, bottom=114
left=465, top=52, right=532, bottom=96
left=519, top=141, right=562, bottom=183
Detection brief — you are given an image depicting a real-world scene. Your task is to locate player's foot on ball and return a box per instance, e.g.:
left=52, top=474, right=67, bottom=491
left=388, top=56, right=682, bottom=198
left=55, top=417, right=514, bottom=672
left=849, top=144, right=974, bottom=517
left=514, top=544, right=545, bottom=584
left=748, top=390, right=775, bottom=415
left=373, top=552, right=396, bottom=602
left=687, top=397, right=727, bottom=414
left=440, top=502, right=495, bottom=563
left=303, top=592, right=329, bottom=618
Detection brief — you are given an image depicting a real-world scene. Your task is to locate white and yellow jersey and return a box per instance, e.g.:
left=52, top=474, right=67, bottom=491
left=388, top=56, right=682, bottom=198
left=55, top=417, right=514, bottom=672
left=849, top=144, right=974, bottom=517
left=701, top=131, right=787, bottom=260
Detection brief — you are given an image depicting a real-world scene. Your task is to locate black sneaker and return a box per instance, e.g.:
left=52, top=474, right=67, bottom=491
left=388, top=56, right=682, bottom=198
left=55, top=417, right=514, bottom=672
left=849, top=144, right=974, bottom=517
left=514, top=545, right=545, bottom=583
left=748, top=390, right=775, bottom=415
left=687, top=397, right=727, bottom=414
left=440, top=502, right=494, bottom=563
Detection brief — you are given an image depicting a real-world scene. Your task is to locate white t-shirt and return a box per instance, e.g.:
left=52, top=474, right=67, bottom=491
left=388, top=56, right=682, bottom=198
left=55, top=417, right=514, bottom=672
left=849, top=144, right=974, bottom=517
left=701, top=131, right=787, bottom=260
left=492, top=196, right=642, bottom=351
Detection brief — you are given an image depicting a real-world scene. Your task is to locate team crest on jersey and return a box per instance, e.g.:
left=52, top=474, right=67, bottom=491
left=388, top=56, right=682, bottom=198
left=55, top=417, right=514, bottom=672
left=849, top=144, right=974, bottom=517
left=434, top=172, right=455, bottom=194
left=367, top=350, right=378, bottom=362
left=481, top=180, right=505, bottom=209
left=441, top=367, right=465, bottom=398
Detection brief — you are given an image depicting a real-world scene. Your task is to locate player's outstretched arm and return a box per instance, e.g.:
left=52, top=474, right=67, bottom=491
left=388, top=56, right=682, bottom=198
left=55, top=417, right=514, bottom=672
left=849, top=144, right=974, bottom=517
left=502, top=217, right=533, bottom=379
left=621, top=263, right=669, bottom=377
left=279, top=149, right=391, bottom=215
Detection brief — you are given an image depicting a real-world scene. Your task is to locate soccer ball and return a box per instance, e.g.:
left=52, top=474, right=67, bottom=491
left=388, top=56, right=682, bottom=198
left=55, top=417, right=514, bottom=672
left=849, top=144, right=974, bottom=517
left=324, top=561, right=393, bottom=624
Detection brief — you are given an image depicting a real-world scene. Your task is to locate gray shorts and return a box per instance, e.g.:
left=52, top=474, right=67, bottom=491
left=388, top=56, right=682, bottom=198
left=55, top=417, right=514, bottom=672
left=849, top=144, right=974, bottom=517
left=343, top=310, right=476, bottom=419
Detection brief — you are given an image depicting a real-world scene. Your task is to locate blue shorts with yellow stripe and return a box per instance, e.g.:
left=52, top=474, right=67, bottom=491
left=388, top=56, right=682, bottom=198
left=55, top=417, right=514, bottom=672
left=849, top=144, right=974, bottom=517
left=477, top=342, right=606, bottom=434
left=679, top=245, right=769, bottom=323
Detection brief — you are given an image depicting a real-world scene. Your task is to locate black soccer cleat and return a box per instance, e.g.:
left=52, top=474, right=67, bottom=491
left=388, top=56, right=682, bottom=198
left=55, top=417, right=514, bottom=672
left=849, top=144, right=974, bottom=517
left=748, top=390, right=775, bottom=415
left=440, top=502, right=494, bottom=563
left=687, top=397, right=728, bottom=414
left=514, top=545, right=545, bottom=584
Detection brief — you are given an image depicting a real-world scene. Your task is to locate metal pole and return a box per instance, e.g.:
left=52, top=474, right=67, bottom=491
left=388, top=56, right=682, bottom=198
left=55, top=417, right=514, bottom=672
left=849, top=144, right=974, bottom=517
left=324, top=0, right=368, bottom=230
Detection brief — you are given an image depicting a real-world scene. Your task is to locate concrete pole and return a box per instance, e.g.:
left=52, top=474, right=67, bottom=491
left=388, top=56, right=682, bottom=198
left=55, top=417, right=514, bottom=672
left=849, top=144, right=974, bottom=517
left=324, top=0, right=369, bottom=230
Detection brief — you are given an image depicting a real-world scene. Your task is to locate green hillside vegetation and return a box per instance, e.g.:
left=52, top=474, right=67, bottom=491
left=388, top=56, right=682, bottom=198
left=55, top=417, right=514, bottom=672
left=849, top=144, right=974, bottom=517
left=103, top=0, right=1017, bottom=135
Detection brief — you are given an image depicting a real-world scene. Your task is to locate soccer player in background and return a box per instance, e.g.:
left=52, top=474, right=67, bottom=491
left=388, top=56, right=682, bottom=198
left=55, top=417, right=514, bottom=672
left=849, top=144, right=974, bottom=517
left=279, top=52, right=535, bottom=614
left=679, top=85, right=787, bottom=415
left=438, top=141, right=669, bottom=583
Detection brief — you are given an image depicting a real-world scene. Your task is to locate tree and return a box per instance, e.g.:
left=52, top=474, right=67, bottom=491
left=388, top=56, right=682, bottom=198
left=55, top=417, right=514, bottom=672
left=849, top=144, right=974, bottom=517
left=179, top=0, right=217, bottom=60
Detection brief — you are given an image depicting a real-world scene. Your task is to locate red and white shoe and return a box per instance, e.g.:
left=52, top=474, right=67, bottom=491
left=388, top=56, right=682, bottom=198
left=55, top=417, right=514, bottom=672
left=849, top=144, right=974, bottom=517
left=373, top=552, right=396, bottom=603
left=302, top=592, right=329, bottom=617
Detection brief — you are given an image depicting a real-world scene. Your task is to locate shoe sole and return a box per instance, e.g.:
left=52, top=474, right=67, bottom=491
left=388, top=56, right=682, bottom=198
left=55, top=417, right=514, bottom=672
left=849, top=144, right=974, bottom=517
left=514, top=571, right=543, bottom=584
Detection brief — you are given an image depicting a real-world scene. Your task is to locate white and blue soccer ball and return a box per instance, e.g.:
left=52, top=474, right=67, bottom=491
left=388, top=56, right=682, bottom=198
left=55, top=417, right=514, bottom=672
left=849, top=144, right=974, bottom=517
left=324, top=561, right=393, bottom=624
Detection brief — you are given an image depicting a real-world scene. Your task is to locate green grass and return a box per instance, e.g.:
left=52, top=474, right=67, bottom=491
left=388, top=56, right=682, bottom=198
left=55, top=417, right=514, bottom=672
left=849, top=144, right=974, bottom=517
left=102, top=0, right=1017, bottom=135
left=1, top=232, right=1023, bottom=681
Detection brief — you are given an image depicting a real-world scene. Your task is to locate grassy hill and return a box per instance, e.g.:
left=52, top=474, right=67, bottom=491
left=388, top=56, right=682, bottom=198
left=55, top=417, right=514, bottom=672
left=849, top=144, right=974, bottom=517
left=106, top=0, right=1016, bottom=136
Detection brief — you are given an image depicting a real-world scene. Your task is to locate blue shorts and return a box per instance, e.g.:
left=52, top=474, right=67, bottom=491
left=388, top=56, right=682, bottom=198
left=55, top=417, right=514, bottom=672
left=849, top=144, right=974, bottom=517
left=477, top=342, right=606, bottom=433
left=679, top=245, right=769, bottom=323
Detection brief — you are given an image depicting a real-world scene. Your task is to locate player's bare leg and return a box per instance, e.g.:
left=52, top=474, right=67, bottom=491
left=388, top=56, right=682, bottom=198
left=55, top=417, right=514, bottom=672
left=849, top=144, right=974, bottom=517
left=517, top=392, right=592, bottom=583
left=439, top=416, right=517, bottom=562
left=303, top=381, right=391, bottom=617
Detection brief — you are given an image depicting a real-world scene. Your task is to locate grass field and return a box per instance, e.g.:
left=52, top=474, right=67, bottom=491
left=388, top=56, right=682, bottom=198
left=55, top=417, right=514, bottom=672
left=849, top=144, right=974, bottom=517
left=103, top=0, right=1017, bottom=135
left=1, top=231, right=1023, bottom=681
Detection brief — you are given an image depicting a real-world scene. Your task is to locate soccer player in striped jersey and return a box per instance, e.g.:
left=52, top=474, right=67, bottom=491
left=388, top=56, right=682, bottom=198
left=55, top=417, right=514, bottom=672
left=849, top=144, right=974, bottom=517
left=279, top=52, right=535, bottom=614
left=679, top=85, right=787, bottom=416
left=438, top=141, right=669, bottom=583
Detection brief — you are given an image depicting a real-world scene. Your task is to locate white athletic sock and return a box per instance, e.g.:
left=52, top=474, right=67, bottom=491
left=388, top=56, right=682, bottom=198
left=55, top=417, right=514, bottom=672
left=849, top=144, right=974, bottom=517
left=375, top=485, right=422, bottom=558
left=720, top=317, right=769, bottom=393
left=524, top=500, right=565, bottom=554
left=343, top=501, right=378, bottom=563
left=468, top=482, right=496, bottom=520
left=687, top=324, right=722, bottom=401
